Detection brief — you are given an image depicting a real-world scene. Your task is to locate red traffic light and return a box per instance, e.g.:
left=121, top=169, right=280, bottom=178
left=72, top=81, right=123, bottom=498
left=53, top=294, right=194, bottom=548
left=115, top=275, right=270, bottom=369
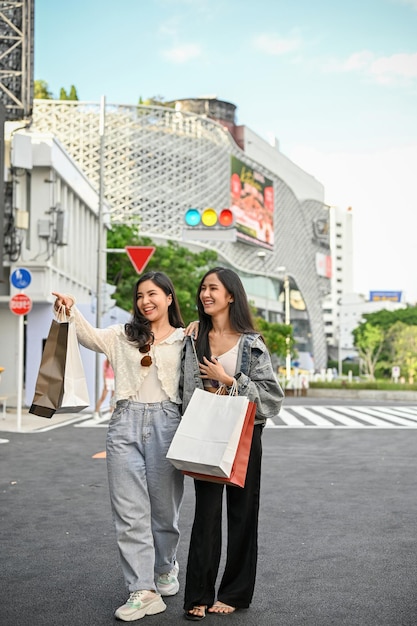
left=218, top=209, right=233, bottom=227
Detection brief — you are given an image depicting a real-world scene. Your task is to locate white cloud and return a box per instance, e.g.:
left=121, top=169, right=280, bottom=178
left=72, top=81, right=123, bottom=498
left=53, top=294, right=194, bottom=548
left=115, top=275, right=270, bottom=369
left=323, top=50, right=417, bottom=85
left=340, top=51, right=374, bottom=72
left=369, top=52, right=417, bottom=84
left=161, top=43, right=202, bottom=63
left=252, top=33, right=302, bottom=55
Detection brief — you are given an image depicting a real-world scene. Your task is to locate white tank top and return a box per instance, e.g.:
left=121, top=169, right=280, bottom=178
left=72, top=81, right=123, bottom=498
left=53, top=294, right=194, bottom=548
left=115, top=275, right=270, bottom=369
left=203, top=337, right=241, bottom=389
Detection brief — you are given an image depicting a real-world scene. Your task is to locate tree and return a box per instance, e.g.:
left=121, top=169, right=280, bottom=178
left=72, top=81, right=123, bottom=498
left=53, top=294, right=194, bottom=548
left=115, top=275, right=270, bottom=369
left=352, top=305, right=417, bottom=378
left=386, top=322, right=417, bottom=383
left=59, top=85, right=79, bottom=101
left=34, top=79, right=52, bottom=99
left=68, top=85, right=78, bottom=100
left=361, top=306, right=417, bottom=331
left=254, top=317, right=294, bottom=363
left=352, top=323, right=385, bottom=379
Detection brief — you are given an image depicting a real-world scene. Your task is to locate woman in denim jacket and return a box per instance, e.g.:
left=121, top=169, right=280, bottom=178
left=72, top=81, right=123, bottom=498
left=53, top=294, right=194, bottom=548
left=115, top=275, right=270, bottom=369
left=181, top=267, right=284, bottom=620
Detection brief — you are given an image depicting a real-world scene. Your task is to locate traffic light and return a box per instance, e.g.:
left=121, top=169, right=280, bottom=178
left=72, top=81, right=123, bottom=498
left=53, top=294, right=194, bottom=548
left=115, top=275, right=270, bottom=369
left=183, top=208, right=236, bottom=241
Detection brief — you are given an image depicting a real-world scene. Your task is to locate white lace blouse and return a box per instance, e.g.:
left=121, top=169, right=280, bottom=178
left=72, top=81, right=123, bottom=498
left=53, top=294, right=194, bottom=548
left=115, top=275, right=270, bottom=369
left=70, top=306, right=184, bottom=404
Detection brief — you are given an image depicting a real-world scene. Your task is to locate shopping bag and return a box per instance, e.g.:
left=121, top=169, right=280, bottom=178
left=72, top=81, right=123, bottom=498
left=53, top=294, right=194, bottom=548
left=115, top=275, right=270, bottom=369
left=56, top=318, right=89, bottom=414
left=166, top=384, right=251, bottom=478
left=183, top=398, right=256, bottom=488
left=29, top=319, right=68, bottom=418
left=29, top=311, right=89, bottom=418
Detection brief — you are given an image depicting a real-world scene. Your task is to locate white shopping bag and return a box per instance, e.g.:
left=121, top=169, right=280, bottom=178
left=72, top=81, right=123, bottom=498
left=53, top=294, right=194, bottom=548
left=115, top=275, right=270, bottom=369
left=56, top=319, right=90, bottom=414
left=166, top=386, right=250, bottom=477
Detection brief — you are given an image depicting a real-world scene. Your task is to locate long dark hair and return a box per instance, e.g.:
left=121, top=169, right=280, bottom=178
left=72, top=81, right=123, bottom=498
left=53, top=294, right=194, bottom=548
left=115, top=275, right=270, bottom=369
left=195, top=267, right=257, bottom=361
left=125, top=271, right=184, bottom=349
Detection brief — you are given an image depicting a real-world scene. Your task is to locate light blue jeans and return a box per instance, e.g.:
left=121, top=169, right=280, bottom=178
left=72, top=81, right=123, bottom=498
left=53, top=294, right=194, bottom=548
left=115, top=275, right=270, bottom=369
left=106, top=399, right=184, bottom=592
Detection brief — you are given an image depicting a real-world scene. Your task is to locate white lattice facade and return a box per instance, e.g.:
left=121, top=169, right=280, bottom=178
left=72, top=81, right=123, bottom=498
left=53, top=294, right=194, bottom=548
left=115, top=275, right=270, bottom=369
left=31, top=99, right=331, bottom=369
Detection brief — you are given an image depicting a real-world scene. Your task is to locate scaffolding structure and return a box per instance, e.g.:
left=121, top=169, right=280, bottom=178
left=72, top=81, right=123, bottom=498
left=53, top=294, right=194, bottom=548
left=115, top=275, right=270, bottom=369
left=0, top=0, right=34, bottom=121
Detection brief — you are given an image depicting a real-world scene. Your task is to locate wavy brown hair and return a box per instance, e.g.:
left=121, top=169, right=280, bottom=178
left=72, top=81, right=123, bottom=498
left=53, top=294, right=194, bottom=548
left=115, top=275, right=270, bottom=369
left=125, top=271, right=184, bottom=349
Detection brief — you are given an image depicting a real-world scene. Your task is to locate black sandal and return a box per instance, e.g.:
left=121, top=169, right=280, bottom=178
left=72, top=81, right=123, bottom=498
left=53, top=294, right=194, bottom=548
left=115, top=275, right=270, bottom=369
left=185, top=605, right=207, bottom=621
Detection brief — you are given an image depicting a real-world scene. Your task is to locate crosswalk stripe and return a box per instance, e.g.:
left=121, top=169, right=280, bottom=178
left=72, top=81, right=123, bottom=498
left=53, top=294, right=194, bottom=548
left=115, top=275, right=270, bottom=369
left=372, top=406, right=417, bottom=421
left=270, top=406, right=417, bottom=428
left=278, top=410, right=306, bottom=427
left=336, top=407, right=397, bottom=427
left=350, top=407, right=417, bottom=427
left=287, top=406, right=334, bottom=427
left=312, top=406, right=362, bottom=427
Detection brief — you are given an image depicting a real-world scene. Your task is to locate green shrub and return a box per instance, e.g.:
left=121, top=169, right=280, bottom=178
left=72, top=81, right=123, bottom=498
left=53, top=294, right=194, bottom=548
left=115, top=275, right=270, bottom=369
left=310, top=380, right=417, bottom=391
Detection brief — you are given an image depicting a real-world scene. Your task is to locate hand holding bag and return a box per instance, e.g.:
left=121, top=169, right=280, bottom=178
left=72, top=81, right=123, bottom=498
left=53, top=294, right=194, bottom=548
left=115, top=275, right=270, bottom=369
left=166, top=380, right=254, bottom=479
left=29, top=306, right=89, bottom=418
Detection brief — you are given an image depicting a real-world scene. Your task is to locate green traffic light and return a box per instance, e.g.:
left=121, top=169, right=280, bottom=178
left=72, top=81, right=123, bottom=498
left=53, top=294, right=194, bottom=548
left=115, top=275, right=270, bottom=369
left=185, top=208, right=201, bottom=226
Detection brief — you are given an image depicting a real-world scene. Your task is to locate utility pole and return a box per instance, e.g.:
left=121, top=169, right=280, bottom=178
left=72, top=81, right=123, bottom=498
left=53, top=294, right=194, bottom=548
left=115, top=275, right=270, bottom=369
left=95, top=95, right=106, bottom=405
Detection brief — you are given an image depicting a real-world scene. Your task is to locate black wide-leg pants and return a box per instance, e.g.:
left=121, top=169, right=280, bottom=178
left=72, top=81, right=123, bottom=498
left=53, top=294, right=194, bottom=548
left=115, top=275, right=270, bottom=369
left=184, top=424, right=263, bottom=611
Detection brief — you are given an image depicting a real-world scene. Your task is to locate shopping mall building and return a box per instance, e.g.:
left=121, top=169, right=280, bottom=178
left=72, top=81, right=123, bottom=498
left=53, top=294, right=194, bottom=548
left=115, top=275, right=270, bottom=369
left=0, top=97, right=332, bottom=407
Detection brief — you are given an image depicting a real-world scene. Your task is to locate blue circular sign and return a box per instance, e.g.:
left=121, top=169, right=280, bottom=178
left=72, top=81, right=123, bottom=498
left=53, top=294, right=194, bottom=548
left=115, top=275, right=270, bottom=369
left=10, top=268, right=32, bottom=289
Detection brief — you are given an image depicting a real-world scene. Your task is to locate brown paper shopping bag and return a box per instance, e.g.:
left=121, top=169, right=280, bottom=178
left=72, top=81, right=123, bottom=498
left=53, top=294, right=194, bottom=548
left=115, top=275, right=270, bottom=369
left=29, top=310, right=89, bottom=418
left=29, top=319, right=69, bottom=418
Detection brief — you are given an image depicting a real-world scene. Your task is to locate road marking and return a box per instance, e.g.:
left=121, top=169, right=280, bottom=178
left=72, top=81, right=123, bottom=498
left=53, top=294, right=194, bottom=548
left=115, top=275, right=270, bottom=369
left=266, top=406, right=417, bottom=428
left=92, top=451, right=106, bottom=458
left=48, top=406, right=417, bottom=431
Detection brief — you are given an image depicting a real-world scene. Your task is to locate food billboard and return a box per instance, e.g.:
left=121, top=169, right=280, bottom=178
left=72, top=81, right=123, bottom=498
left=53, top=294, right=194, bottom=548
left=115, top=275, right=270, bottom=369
left=230, top=156, right=274, bottom=250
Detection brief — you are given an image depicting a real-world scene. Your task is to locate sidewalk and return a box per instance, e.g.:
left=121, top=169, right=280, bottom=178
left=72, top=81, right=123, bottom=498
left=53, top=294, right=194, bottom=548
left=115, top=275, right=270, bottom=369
left=0, top=406, right=91, bottom=434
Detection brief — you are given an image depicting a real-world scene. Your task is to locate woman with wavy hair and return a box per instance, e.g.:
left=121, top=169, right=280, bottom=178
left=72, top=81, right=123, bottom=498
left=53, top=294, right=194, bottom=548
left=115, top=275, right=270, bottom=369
left=53, top=271, right=185, bottom=622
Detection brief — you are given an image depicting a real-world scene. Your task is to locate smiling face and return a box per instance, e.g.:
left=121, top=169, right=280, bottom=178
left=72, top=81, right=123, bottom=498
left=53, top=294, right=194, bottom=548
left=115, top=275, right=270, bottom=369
left=199, top=272, right=233, bottom=317
left=136, top=279, right=172, bottom=325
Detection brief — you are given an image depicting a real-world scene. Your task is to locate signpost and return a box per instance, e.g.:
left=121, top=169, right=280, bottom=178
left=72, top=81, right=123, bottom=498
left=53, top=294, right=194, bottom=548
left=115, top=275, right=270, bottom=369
left=10, top=267, right=32, bottom=290
left=125, top=246, right=156, bottom=274
left=9, top=268, right=33, bottom=431
left=9, top=293, right=32, bottom=315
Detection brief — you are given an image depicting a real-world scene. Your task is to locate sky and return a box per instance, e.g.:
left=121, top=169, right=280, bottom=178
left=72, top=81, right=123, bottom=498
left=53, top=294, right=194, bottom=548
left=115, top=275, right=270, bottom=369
left=34, top=0, right=417, bottom=303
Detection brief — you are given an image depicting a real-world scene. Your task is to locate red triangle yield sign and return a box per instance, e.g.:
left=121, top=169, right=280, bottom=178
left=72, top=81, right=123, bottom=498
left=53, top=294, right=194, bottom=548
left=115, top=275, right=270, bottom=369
left=125, top=246, right=156, bottom=274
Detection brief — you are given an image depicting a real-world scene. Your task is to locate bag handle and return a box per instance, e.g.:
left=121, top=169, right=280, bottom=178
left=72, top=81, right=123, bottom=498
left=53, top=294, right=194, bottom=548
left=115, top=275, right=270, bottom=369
left=216, top=379, right=238, bottom=396
left=54, top=304, right=69, bottom=323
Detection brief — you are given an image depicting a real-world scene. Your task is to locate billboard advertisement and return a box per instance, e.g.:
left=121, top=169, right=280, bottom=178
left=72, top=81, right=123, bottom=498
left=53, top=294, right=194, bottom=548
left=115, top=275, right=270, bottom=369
left=230, top=156, right=274, bottom=250
left=315, top=252, right=332, bottom=278
left=369, top=291, right=402, bottom=302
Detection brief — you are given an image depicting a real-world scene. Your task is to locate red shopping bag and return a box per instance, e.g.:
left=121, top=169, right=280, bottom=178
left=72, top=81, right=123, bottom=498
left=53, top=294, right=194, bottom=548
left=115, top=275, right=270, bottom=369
left=183, top=400, right=256, bottom=488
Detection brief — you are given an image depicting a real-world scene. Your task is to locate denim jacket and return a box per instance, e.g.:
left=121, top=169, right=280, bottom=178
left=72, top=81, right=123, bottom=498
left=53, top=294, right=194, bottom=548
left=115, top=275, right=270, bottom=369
left=180, top=333, right=284, bottom=425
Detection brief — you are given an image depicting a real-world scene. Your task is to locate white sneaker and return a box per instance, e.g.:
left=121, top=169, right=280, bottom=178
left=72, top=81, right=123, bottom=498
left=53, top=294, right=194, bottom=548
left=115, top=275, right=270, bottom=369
left=93, top=412, right=100, bottom=421
left=115, top=590, right=166, bottom=621
left=156, top=561, right=179, bottom=596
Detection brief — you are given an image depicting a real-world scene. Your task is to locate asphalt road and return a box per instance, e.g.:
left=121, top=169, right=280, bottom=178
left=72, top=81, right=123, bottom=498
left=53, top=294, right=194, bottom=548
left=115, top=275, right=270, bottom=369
left=2, top=415, right=417, bottom=626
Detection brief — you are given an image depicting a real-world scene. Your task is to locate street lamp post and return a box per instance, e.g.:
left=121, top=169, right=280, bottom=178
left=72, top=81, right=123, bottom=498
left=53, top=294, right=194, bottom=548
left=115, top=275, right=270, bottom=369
left=278, top=266, right=291, bottom=380
left=257, top=250, right=268, bottom=321
left=95, top=95, right=106, bottom=405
